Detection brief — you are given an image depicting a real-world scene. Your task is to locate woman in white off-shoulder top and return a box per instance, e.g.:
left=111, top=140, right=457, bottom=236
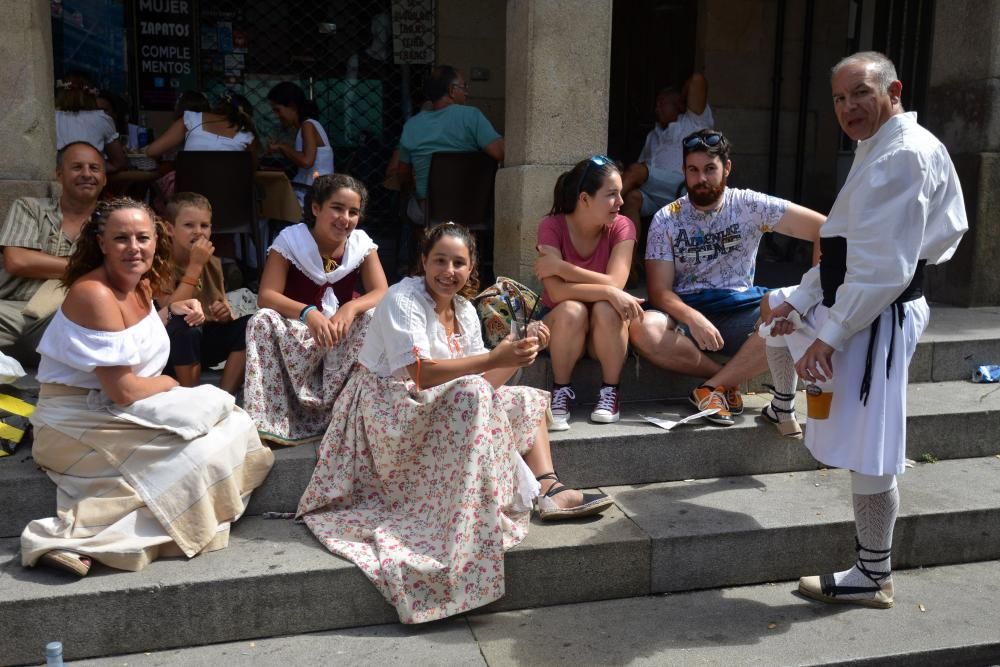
left=22, top=198, right=273, bottom=578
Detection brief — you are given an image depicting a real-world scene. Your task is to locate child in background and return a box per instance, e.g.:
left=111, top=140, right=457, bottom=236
left=266, top=81, right=335, bottom=205
left=158, top=192, right=250, bottom=394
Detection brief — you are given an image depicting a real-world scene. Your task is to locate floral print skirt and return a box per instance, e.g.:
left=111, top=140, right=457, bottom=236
left=244, top=308, right=371, bottom=445
left=297, top=368, right=549, bottom=623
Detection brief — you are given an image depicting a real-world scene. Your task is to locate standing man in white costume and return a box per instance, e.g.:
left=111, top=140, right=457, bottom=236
left=761, top=51, right=967, bottom=608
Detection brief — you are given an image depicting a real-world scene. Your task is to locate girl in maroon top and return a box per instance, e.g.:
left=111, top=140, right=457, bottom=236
left=244, top=174, right=389, bottom=445
left=536, top=156, right=642, bottom=431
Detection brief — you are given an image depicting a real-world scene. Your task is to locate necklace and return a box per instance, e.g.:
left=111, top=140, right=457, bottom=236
left=323, top=256, right=339, bottom=272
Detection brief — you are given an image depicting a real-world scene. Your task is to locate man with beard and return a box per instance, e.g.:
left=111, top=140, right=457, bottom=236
left=0, top=141, right=106, bottom=364
left=630, top=129, right=825, bottom=426
left=762, top=52, right=967, bottom=608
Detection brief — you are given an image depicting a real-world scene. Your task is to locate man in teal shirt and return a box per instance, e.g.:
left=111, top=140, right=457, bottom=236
left=398, top=65, right=505, bottom=223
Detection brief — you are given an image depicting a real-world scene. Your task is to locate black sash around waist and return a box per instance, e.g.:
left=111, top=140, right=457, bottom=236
left=818, top=236, right=927, bottom=405
left=819, top=237, right=926, bottom=308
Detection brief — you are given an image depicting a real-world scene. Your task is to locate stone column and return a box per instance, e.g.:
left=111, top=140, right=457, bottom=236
left=923, top=0, right=1000, bottom=306
left=0, top=0, right=56, bottom=218
left=494, top=0, right=613, bottom=286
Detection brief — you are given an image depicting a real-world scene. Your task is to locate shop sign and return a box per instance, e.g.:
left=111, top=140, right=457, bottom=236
left=392, top=0, right=434, bottom=64
left=135, top=0, right=198, bottom=110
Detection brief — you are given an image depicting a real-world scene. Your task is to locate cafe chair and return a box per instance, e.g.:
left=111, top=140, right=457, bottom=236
left=424, top=151, right=499, bottom=284
left=174, top=150, right=264, bottom=267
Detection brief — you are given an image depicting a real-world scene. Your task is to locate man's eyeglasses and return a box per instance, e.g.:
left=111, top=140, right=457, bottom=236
left=576, top=154, right=613, bottom=194
left=682, top=132, right=725, bottom=150
left=451, top=82, right=469, bottom=94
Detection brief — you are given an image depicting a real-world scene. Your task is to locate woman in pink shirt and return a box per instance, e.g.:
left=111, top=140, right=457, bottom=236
left=536, top=156, right=643, bottom=430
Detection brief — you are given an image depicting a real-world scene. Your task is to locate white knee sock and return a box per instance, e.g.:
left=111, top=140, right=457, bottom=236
left=765, top=343, right=797, bottom=421
left=832, top=474, right=898, bottom=595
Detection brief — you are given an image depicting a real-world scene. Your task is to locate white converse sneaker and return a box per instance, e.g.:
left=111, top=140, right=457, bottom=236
left=590, top=385, right=620, bottom=424
left=549, top=385, right=575, bottom=431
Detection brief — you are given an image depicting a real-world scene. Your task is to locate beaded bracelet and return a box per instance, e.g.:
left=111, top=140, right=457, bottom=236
left=299, top=305, right=318, bottom=323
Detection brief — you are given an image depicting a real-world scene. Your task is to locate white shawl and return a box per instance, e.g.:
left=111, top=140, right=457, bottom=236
left=269, top=223, right=377, bottom=316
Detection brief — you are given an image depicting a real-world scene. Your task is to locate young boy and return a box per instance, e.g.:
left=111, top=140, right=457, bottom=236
left=160, top=192, right=250, bottom=394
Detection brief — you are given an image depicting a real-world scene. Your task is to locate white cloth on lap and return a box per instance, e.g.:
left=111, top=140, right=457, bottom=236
left=101, top=385, right=235, bottom=440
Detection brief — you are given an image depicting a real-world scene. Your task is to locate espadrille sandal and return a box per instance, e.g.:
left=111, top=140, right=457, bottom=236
left=798, top=538, right=894, bottom=609
left=534, top=472, right=614, bottom=521
left=40, top=549, right=92, bottom=577
left=760, top=384, right=802, bottom=438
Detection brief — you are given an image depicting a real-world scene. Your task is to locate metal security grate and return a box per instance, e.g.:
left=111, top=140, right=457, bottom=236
left=197, top=0, right=430, bottom=243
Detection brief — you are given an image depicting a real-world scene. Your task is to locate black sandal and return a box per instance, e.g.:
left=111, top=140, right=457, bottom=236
left=534, top=472, right=614, bottom=521
left=760, top=384, right=802, bottom=437
left=798, top=538, right=895, bottom=608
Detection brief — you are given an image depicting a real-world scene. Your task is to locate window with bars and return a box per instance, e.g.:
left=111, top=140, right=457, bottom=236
left=52, top=0, right=434, bottom=258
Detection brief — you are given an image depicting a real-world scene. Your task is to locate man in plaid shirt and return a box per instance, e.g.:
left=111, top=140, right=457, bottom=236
left=0, top=141, right=106, bottom=363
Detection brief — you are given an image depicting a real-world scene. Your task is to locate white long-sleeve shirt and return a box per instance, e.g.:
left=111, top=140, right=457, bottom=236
left=786, top=112, right=967, bottom=350
left=637, top=105, right=714, bottom=172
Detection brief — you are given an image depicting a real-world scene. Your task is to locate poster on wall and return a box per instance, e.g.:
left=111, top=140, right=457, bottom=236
left=391, top=0, right=434, bottom=64
left=134, top=0, right=198, bottom=110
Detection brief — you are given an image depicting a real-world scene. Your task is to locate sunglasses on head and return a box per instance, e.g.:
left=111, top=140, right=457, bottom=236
left=682, top=132, right=725, bottom=150
left=576, top=154, right=613, bottom=195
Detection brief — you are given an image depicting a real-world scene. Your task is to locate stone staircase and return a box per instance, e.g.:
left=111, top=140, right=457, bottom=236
left=2, top=304, right=1000, bottom=665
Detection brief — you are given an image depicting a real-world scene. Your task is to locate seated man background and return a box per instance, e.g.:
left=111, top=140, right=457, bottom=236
left=629, top=129, right=825, bottom=426
left=620, top=73, right=713, bottom=230
left=0, top=141, right=106, bottom=364
left=397, top=65, right=504, bottom=226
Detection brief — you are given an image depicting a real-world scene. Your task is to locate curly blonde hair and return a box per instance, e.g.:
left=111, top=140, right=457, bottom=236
left=416, top=222, right=480, bottom=299
left=62, top=198, right=174, bottom=299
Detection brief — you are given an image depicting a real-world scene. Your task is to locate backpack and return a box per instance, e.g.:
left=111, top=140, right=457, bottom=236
left=472, top=277, right=540, bottom=349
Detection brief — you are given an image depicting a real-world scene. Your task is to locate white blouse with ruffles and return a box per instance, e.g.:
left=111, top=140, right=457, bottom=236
left=36, top=306, right=170, bottom=390
left=358, top=276, right=487, bottom=378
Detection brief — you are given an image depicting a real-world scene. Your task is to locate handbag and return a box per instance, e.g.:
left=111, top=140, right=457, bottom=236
left=22, top=279, right=67, bottom=320
left=472, top=277, right=540, bottom=348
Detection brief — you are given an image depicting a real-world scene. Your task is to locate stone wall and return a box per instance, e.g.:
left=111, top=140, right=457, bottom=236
left=0, top=0, right=56, bottom=219
left=924, top=0, right=1000, bottom=306
left=436, top=0, right=507, bottom=133
left=700, top=0, right=847, bottom=213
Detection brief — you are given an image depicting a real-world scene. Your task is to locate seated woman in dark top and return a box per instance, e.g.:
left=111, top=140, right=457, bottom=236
left=244, top=174, right=388, bottom=445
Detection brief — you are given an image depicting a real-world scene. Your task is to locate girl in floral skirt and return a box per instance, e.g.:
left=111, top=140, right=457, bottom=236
left=297, top=222, right=613, bottom=623
left=243, top=174, right=388, bottom=445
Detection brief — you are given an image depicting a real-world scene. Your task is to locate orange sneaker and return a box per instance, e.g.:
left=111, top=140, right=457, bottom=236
left=724, top=386, right=744, bottom=415
left=689, top=385, right=734, bottom=426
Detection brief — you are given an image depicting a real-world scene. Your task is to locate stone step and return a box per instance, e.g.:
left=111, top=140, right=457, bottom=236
left=67, top=560, right=1000, bottom=667
left=517, top=303, right=1000, bottom=402
left=3, top=379, right=999, bottom=538
left=3, top=456, right=999, bottom=664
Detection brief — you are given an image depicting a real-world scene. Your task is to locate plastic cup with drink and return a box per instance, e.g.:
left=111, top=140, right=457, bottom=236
left=805, top=378, right=834, bottom=419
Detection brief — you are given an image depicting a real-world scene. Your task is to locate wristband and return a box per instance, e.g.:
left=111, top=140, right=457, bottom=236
left=299, top=305, right=318, bottom=323
left=180, top=275, right=199, bottom=287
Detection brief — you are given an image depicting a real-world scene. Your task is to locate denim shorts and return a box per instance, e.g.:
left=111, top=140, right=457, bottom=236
left=674, top=305, right=761, bottom=357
